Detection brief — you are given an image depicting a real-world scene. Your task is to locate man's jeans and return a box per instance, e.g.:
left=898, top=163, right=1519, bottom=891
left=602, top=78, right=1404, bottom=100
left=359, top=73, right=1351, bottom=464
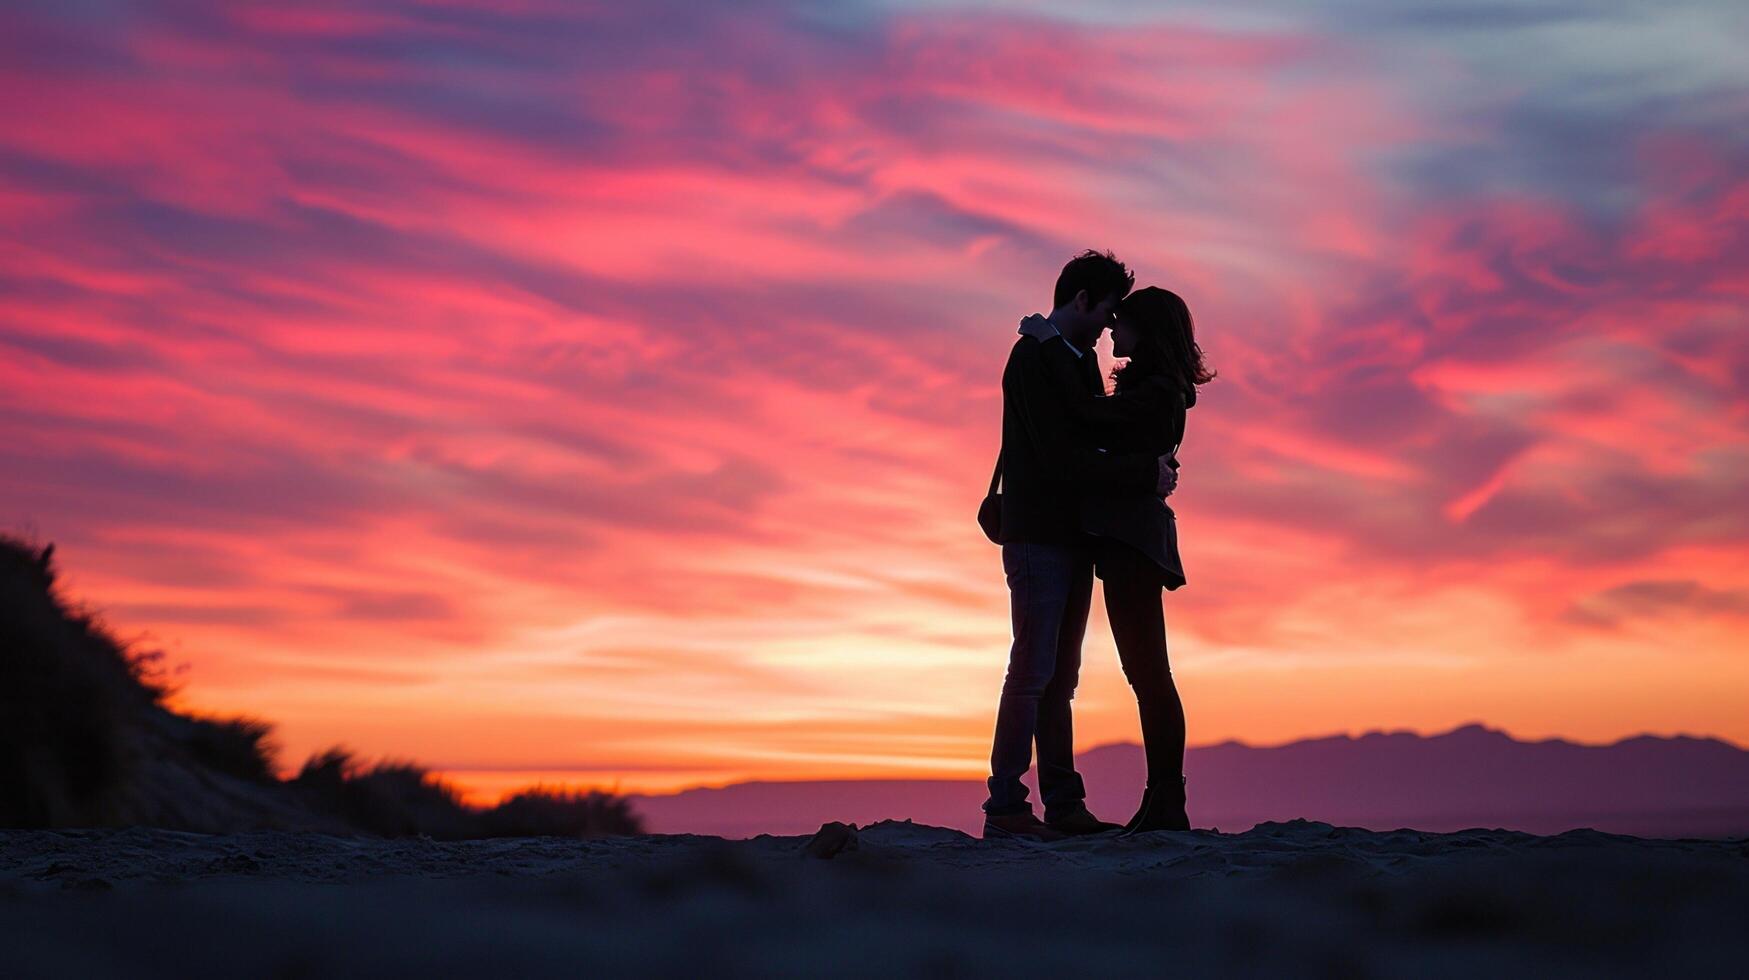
left=983, top=539, right=1093, bottom=820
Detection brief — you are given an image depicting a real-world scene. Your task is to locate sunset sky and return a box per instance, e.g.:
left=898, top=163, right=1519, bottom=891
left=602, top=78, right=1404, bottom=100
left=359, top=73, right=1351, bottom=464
left=3, top=0, right=1745, bottom=802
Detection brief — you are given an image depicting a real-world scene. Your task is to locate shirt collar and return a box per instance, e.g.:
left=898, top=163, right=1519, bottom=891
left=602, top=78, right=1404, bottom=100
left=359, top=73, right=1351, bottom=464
left=1018, top=313, right=1085, bottom=358
left=1048, top=316, right=1085, bottom=358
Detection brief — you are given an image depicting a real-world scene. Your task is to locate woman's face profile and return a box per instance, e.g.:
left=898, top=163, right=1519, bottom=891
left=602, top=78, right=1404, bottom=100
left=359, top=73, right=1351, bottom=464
left=1111, top=313, right=1140, bottom=359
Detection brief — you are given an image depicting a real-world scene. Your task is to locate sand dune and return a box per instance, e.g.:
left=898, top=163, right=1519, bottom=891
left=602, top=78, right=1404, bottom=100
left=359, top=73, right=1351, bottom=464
left=4, top=820, right=1745, bottom=977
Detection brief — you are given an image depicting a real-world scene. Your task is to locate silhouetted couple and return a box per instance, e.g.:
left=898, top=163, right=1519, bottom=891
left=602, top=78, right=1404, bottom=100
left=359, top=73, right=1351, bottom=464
left=978, top=249, right=1215, bottom=841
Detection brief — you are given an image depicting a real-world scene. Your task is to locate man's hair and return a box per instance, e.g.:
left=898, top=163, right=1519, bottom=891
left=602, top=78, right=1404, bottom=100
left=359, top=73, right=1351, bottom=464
left=1053, top=249, right=1134, bottom=311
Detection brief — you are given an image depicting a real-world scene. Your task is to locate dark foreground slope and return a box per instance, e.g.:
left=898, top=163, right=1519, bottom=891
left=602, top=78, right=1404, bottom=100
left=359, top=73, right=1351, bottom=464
left=0, top=536, right=334, bottom=832
left=2, top=819, right=1746, bottom=978
left=0, top=534, right=636, bottom=837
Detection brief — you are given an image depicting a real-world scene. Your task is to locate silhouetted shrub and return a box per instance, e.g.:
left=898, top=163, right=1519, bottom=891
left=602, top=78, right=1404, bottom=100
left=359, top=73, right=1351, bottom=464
left=294, top=748, right=475, bottom=838
left=292, top=754, right=646, bottom=839
left=185, top=715, right=279, bottom=784
left=482, top=787, right=646, bottom=838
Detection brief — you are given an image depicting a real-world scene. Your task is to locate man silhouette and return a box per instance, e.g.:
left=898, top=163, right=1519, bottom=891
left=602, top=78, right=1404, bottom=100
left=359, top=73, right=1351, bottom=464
left=982, top=249, right=1177, bottom=841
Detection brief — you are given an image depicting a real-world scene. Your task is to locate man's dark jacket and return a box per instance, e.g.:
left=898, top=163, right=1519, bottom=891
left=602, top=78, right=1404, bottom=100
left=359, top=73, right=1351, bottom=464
left=995, top=335, right=1155, bottom=545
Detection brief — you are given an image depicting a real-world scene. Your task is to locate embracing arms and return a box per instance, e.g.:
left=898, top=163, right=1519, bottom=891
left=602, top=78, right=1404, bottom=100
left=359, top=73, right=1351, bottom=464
left=1020, top=315, right=1184, bottom=446
left=1007, top=339, right=1177, bottom=497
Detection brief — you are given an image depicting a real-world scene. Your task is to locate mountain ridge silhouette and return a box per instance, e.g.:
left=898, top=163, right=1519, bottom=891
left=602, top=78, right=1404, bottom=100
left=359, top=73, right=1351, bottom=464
left=627, top=722, right=1749, bottom=839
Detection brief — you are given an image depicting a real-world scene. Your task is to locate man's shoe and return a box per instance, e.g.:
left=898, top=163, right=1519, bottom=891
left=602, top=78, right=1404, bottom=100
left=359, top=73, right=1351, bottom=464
left=982, top=811, right=1068, bottom=842
left=1046, top=806, right=1123, bottom=836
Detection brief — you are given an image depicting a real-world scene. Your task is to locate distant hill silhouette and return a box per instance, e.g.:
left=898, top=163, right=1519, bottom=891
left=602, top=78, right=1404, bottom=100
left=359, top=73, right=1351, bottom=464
left=628, top=724, right=1749, bottom=839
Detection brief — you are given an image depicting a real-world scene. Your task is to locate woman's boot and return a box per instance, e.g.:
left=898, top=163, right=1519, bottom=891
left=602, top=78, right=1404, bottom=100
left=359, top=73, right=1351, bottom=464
left=1116, top=775, right=1189, bottom=836
left=1121, top=787, right=1153, bottom=833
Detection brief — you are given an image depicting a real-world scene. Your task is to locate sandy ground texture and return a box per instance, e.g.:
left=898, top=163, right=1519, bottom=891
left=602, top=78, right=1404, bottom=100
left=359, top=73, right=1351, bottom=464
left=3, top=818, right=1747, bottom=978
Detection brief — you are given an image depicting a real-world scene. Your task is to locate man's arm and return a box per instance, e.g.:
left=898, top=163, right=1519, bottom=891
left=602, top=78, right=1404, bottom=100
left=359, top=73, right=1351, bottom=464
left=1009, top=340, right=1159, bottom=494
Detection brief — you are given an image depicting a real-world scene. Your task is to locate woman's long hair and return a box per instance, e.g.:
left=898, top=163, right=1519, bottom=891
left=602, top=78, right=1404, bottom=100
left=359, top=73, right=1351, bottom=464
left=1110, top=286, right=1216, bottom=396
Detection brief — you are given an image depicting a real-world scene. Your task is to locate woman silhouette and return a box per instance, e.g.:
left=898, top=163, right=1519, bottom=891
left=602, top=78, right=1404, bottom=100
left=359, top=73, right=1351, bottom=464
left=1020, top=285, right=1215, bottom=833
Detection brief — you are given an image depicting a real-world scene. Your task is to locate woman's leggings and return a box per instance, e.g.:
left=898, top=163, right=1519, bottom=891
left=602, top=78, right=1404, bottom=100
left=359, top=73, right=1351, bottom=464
left=1097, top=539, right=1186, bottom=789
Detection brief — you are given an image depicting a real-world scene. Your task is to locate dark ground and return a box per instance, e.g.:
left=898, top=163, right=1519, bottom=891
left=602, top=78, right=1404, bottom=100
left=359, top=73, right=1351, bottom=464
left=3, top=819, right=1747, bottom=978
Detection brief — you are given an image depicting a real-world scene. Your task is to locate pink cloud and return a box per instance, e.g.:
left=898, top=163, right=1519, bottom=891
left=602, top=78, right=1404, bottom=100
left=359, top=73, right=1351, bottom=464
left=2, top=0, right=1746, bottom=793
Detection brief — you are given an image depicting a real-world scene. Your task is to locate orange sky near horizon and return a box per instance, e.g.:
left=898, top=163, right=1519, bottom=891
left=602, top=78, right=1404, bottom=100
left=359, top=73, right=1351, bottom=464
left=3, top=0, right=1746, bottom=804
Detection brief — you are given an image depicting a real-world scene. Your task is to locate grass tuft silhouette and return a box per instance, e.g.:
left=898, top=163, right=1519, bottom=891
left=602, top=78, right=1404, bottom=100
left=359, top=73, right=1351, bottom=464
left=483, top=787, right=644, bottom=838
